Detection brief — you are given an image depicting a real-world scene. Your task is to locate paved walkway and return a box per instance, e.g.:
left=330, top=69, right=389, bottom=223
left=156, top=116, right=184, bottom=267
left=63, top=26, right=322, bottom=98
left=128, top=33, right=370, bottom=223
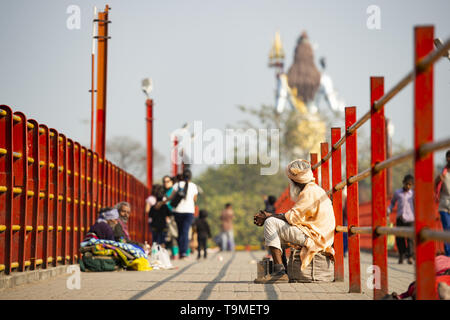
left=0, top=250, right=415, bottom=300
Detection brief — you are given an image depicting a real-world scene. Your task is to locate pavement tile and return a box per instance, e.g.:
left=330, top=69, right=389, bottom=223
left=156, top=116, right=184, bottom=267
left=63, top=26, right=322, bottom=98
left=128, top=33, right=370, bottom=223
left=0, top=250, right=415, bottom=300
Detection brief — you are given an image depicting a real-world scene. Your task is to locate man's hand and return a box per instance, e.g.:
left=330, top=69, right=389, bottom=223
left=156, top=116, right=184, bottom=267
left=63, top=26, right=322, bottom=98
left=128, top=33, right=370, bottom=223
left=253, top=210, right=272, bottom=227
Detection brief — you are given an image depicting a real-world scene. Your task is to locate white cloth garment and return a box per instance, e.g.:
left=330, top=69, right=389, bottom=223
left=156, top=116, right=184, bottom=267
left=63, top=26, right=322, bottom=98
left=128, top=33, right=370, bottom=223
left=264, top=217, right=308, bottom=251
left=172, top=181, right=198, bottom=214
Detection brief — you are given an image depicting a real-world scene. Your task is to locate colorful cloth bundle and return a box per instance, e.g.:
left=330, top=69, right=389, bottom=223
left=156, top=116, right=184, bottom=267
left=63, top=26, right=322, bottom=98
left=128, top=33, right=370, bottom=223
left=79, top=239, right=152, bottom=271
left=80, top=238, right=147, bottom=259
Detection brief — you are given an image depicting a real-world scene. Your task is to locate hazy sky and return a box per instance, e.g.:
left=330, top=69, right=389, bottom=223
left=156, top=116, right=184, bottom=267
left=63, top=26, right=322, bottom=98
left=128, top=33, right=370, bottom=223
left=1, top=0, right=449, bottom=180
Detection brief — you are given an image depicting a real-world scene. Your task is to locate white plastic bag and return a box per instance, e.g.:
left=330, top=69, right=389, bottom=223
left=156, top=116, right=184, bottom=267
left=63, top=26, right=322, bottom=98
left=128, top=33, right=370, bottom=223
left=149, top=243, right=173, bottom=270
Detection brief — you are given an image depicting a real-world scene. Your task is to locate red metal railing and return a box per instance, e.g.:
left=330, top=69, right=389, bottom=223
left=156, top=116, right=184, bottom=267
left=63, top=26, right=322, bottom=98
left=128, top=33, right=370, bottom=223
left=275, top=25, right=450, bottom=300
left=0, top=105, right=150, bottom=275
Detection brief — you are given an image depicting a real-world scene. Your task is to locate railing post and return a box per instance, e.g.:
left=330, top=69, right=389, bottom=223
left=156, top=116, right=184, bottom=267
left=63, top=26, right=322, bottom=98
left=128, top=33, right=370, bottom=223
left=39, top=124, right=50, bottom=269
left=0, top=105, right=14, bottom=274
left=172, top=136, right=179, bottom=177
left=371, top=76, right=388, bottom=300
left=49, top=128, right=58, bottom=267
left=27, top=120, right=39, bottom=270
left=146, top=99, right=153, bottom=192
left=331, top=128, right=344, bottom=281
left=320, top=143, right=330, bottom=192
left=94, top=5, right=110, bottom=160
left=74, top=142, right=81, bottom=262
left=80, top=147, right=87, bottom=242
left=414, top=25, right=436, bottom=300
left=13, top=112, right=28, bottom=272
left=345, top=106, right=361, bottom=293
left=67, top=138, right=74, bottom=264
left=310, top=153, right=319, bottom=184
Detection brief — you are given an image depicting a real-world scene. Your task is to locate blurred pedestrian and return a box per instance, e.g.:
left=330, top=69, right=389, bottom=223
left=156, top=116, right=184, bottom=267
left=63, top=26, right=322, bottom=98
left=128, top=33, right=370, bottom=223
left=148, top=184, right=172, bottom=246
left=435, top=150, right=450, bottom=256
left=156, top=169, right=198, bottom=260
left=195, top=209, right=212, bottom=259
left=162, top=175, right=179, bottom=258
left=220, top=203, right=235, bottom=251
left=264, top=195, right=277, bottom=214
left=388, top=174, right=415, bottom=264
left=144, top=184, right=158, bottom=216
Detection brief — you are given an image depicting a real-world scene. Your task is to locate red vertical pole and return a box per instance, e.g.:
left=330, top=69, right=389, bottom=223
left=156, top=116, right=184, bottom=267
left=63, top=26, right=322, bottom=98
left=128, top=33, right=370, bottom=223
left=67, top=139, right=74, bottom=264
left=90, top=6, right=97, bottom=151
left=345, top=106, right=361, bottom=293
left=172, top=136, right=178, bottom=177
left=107, top=161, right=112, bottom=207
left=146, top=99, right=153, bottom=192
left=80, top=147, right=87, bottom=237
left=95, top=5, right=109, bottom=160
left=58, top=134, right=67, bottom=265
left=38, top=124, right=50, bottom=269
left=111, top=163, right=115, bottom=206
left=93, top=153, right=98, bottom=218
left=87, top=153, right=94, bottom=226
left=74, top=142, right=81, bottom=262
left=25, top=120, right=39, bottom=270
left=14, top=112, right=28, bottom=272
left=49, top=129, right=58, bottom=267
left=414, top=25, right=436, bottom=300
left=28, top=120, right=39, bottom=270
left=371, top=76, right=388, bottom=300
left=310, top=153, right=319, bottom=184
left=320, top=143, right=330, bottom=193
left=0, top=105, right=13, bottom=274
left=331, top=128, right=344, bottom=282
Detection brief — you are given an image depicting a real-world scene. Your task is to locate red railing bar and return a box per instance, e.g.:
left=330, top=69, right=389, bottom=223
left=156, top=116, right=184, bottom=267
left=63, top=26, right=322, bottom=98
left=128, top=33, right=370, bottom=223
left=414, top=25, right=436, bottom=300
left=370, top=76, right=389, bottom=300
left=331, top=127, right=344, bottom=282
left=345, top=106, right=361, bottom=293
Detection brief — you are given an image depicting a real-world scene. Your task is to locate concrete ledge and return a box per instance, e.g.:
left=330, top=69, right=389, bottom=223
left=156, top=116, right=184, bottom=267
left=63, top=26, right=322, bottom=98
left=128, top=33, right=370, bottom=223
left=0, top=265, right=74, bottom=290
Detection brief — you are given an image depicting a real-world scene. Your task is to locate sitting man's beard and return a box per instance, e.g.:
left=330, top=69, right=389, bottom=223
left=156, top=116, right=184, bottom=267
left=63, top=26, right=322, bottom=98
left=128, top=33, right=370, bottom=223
left=289, top=180, right=302, bottom=202
left=120, top=215, right=129, bottom=222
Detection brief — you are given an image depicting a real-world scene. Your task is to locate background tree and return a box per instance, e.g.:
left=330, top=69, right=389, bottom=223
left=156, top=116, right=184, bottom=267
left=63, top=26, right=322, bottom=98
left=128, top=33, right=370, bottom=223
left=106, top=135, right=165, bottom=183
left=194, top=161, right=288, bottom=246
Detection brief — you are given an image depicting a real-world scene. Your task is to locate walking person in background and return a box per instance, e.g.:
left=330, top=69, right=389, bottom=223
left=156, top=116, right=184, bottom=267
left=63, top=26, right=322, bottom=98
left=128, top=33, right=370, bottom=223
left=263, top=195, right=277, bottom=214
left=220, top=203, right=235, bottom=251
left=162, top=175, right=179, bottom=258
left=149, top=184, right=172, bottom=246
left=144, top=184, right=158, bottom=216
left=156, top=169, right=198, bottom=260
left=195, top=210, right=212, bottom=259
left=435, top=150, right=450, bottom=257
left=387, top=174, right=415, bottom=264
